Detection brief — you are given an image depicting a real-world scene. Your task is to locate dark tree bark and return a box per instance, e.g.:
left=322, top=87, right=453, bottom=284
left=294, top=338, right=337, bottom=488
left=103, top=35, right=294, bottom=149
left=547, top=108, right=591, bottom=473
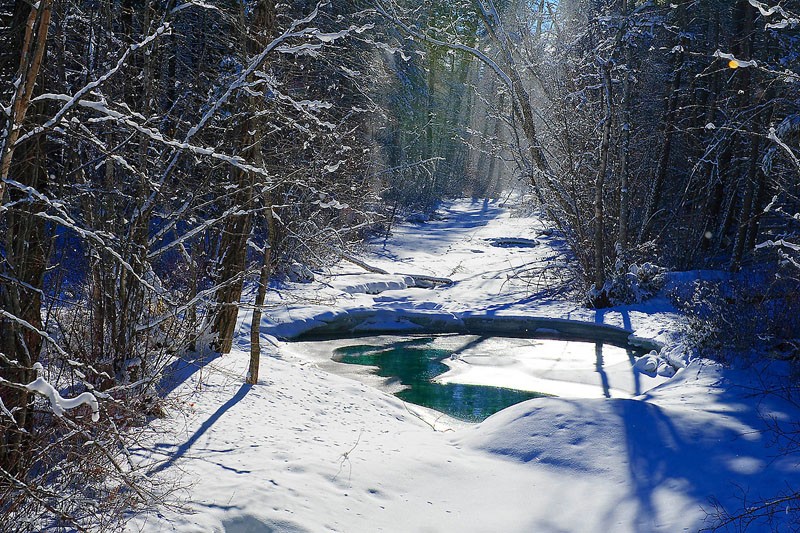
left=638, top=2, right=688, bottom=243
left=248, top=211, right=275, bottom=385
left=593, top=61, right=613, bottom=299
left=0, top=0, right=53, bottom=475
left=212, top=0, right=276, bottom=354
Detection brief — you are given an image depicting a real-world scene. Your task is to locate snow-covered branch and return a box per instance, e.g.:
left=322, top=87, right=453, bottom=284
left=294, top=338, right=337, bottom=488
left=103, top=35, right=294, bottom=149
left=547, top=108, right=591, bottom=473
left=748, top=0, right=799, bottom=29
left=34, top=94, right=275, bottom=179
left=0, top=309, right=70, bottom=359
left=16, top=21, right=172, bottom=148
left=768, top=126, right=800, bottom=174
left=25, top=365, right=100, bottom=422
left=374, top=1, right=514, bottom=91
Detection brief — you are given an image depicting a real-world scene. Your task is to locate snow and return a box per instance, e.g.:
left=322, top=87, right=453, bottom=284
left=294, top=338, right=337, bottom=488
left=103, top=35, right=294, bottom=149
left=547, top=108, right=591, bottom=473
left=25, top=364, right=99, bottom=422
left=129, top=198, right=800, bottom=533
left=436, top=337, right=668, bottom=398
left=713, top=50, right=758, bottom=68
left=331, top=274, right=416, bottom=295
left=634, top=352, right=660, bottom=374
left=748, top=0, right=790, bottom=18
left=457, top=365, right=796, bottom=531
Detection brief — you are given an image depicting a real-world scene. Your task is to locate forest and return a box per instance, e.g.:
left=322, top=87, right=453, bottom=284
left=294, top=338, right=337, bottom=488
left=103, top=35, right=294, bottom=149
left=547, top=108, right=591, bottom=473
left=1, top=0, right=799, bottom=531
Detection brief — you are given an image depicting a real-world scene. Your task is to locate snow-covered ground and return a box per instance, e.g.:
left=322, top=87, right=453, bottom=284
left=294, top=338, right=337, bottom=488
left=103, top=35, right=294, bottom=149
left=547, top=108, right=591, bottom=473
left=130, top=198, right=800, bottom=533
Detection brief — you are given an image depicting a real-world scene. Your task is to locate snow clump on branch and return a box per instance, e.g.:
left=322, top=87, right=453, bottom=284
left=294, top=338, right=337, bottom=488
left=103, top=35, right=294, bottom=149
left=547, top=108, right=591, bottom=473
left=25, top=363, right=100, bottom=422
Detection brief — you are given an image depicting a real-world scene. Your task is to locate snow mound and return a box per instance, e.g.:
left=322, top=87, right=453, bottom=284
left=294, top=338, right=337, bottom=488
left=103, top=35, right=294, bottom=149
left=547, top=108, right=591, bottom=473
left=633, top=352, right=660, bottom=375
left=456, top=386, right=792, bottom=522
left=458, top=397, right=665, bottom=473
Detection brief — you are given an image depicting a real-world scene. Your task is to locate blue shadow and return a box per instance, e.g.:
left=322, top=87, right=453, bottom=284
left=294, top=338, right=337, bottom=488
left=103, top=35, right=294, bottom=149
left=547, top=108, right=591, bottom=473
left=149, top=383, right=251, bottom=475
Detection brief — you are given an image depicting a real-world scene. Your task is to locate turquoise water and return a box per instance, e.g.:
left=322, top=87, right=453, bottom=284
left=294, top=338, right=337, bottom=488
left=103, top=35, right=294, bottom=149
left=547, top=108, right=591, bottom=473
left=333, top=338, right=549, bottom=422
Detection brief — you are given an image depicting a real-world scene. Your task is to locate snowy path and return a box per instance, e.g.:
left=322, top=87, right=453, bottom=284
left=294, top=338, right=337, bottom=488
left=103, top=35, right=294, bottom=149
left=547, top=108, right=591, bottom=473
left=131, top=199, right=800, bottom=533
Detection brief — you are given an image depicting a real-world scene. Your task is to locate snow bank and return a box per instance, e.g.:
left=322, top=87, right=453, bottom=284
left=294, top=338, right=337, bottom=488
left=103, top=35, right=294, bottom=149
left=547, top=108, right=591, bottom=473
left=458, top=397, right=662, bottom=471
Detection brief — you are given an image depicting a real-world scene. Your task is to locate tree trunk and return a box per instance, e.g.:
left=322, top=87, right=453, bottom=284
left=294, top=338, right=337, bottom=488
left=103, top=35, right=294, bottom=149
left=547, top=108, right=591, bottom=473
left=638, top=7, right=687, bottom=242
left=0, top=0, right=52, bottom=476
left=0, top=1, right=52, bottom=197
left=0, top=136, right=48, bottom=474
left=593, top=62, right=613, bottom=300
left=616, top=6, right=632, bottom=252
left=248, top=212, right=275, bottom=385
left=485, top=92, right=504, bottom=196
left=730, top=135, right=761, bottom=271
left=212, top=0, right=275, bottom=354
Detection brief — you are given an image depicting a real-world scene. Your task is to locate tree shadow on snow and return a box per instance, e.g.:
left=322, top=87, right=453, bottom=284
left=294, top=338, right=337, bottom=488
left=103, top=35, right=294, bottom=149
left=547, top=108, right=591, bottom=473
left=609, top=376, right=799, bottom=532
left=148, top=383, right=252, bottom=476
left=156, top=347, right=223, bottom=398
left=373, top=198, right=508, bottom=258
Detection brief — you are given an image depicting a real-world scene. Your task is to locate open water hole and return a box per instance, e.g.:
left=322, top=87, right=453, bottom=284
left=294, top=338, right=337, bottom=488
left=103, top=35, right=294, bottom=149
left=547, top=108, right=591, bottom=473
left=289, top=335, right=657, bottom=423
left=333, top=338, right=549, bottom=422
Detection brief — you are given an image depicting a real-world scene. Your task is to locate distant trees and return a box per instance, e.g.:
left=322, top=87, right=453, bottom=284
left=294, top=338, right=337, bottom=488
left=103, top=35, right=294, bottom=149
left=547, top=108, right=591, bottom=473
left=374, top=0, right=483, bottom=210
left=379, top=0, right=799, bottom=305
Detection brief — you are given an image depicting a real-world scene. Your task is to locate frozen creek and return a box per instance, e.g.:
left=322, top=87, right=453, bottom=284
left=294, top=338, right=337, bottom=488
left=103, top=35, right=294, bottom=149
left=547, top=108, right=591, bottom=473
left=288, top=334, right=671, bottom=421
left=130, top=198, right=800, bottom=533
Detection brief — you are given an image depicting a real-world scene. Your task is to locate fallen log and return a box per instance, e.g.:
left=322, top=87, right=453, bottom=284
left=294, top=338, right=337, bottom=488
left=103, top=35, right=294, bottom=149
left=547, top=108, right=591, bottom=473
left=340, top=253, right=453, bottom=288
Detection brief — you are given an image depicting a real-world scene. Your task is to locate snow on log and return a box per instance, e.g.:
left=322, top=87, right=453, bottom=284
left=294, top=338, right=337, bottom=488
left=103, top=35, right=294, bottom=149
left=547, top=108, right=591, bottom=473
left=484, top=237, right=538, bottom=248
left=341, top=253, right=389, bottom=275
left=340, top=253, right=453, bottom=288
left=395, top=273, right=453, bottom=288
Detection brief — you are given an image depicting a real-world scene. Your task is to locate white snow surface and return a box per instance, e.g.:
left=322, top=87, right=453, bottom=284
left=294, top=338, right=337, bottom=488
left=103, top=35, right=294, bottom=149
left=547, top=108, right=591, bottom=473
left=130, top=198, right=799, bottom=533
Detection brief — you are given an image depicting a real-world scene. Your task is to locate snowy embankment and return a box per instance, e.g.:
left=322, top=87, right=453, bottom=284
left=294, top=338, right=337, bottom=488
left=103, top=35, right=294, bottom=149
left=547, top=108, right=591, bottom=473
left=130, top=198, right=799, bottom=533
